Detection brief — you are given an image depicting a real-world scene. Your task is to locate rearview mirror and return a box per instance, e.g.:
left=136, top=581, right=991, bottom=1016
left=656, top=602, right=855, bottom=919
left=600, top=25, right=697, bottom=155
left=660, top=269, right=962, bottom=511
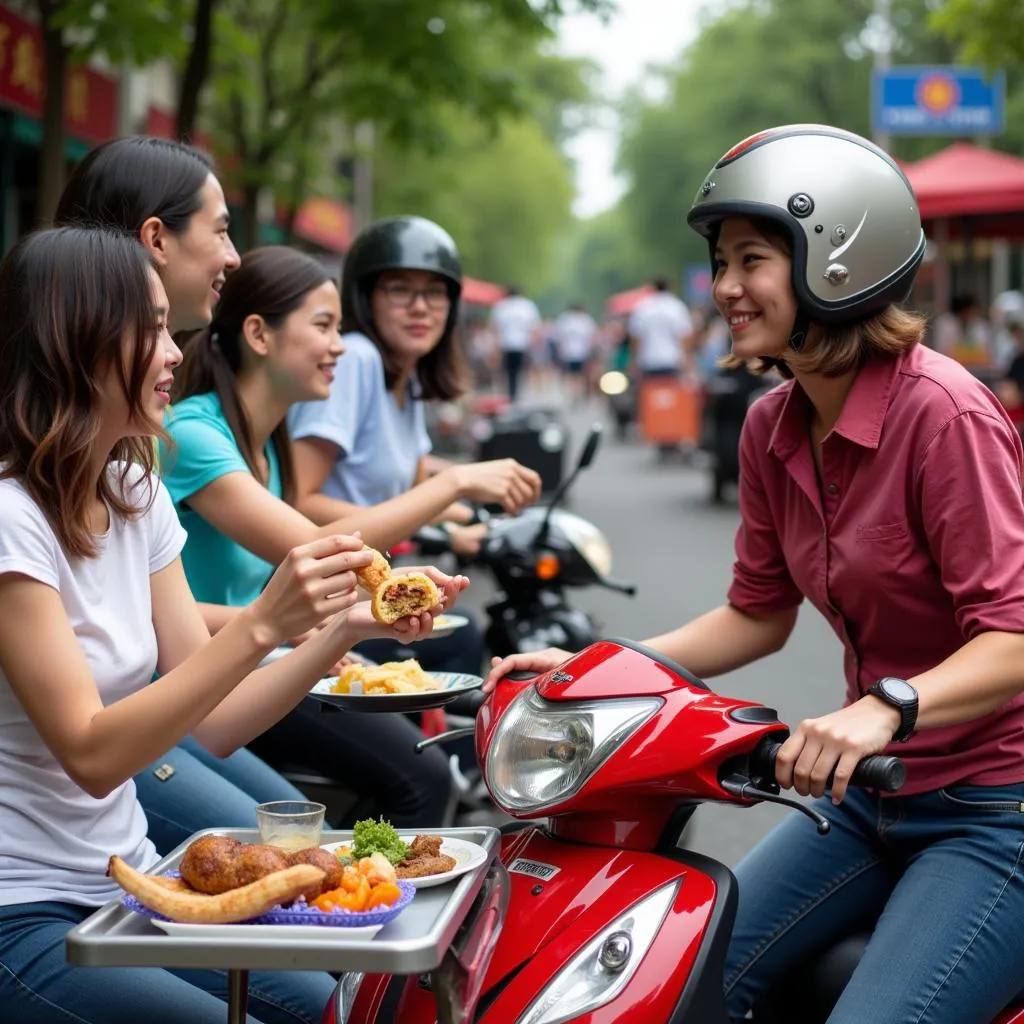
left=578, top=423, right=602, bottom=470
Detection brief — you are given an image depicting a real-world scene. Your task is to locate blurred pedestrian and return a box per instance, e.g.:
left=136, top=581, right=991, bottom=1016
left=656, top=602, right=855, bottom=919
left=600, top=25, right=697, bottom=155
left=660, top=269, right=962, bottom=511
left=490, top=285, right=542, bottom=402
left=552, top=301, right=597, bottom=404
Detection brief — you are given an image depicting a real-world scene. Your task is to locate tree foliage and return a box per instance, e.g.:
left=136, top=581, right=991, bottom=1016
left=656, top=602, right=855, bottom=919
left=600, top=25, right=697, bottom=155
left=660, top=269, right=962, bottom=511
left=930, top=0, right=1024, bottom=70
left=561, top=0, right=1024, bottom=314
left=206, top=0, right=607, bottom=247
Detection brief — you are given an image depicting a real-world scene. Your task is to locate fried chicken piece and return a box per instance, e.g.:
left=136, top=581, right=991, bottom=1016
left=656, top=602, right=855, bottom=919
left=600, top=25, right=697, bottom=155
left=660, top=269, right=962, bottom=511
left=180, top=835, right=245, bottom=894
left=407, top=834, right=443, bottom=858
left=288, top=847, right=346, bottom=901
left=396, top=855, right=456, bottom=879
left=232, top=844, right=292, bottom=888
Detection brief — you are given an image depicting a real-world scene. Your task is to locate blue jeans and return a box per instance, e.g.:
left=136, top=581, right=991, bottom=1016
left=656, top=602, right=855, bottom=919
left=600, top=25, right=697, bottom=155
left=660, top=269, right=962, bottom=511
left=134, top=735, right=308, bottom=854
left=0, top=901, right=336, bottom=1024
left=725, top=783, right=1024, bottom=1024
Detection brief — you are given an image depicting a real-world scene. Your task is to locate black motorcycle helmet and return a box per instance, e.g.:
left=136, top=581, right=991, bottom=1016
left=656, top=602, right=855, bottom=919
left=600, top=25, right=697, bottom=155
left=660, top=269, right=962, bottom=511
left=340, top=215, right=463, bottom=346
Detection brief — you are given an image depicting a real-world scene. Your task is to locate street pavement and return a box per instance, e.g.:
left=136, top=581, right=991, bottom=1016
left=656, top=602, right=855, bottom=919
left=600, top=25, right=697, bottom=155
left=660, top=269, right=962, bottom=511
left=458, top=382, right=848, bottom=869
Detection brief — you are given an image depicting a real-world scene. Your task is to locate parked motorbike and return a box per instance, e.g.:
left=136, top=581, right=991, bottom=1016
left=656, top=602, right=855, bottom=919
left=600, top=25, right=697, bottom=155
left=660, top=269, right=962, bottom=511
left=418, top=423, right=636, bottom=662
left=318, top=638, right=1018, bottom=1024
left=598, top=368, right=637, bottom=441
left=700, top=365, right=774, bottom=504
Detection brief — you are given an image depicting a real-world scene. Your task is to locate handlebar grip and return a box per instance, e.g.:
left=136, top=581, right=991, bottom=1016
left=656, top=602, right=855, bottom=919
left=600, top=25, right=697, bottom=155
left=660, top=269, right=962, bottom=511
left=847, top=754, right=906, bottom=792
left=505, top=670, right=540, bottom=682
left=447, top=689, right=489, bottom=716
left=753, top=741, right=905, bottom=793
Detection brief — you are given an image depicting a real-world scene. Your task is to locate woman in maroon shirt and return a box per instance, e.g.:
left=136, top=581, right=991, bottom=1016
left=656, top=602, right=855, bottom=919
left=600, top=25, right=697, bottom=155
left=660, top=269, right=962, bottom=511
left=488, top=125, right=1024, bottom=1024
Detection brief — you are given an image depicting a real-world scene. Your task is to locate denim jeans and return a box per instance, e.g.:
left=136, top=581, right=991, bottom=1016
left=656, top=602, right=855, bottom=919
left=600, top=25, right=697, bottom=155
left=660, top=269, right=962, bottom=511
left=0, top=901, right=336, bottom=1024
left=134, top=735, right=308, bottom=855
left=725, top=782, right=1024, bottom=1024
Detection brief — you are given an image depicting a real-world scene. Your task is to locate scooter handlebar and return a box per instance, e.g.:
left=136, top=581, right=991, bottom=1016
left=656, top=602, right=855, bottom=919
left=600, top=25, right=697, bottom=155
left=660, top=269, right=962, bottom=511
left=752, top=739, right=906, bottom=793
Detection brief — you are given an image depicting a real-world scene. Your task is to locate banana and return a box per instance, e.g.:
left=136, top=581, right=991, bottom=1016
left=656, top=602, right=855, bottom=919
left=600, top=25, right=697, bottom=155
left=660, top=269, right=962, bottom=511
left=109, top=855, right=325, bottom=924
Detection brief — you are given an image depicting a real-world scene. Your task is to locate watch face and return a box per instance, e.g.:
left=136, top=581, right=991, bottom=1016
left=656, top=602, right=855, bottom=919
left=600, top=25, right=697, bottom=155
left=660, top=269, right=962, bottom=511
left=880, top=677, right=916, bottom=703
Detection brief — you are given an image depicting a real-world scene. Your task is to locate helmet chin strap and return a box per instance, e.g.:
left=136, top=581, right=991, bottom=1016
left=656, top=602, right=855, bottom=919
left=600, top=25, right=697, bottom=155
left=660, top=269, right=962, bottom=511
left=789, top=308, right=811, bottom=352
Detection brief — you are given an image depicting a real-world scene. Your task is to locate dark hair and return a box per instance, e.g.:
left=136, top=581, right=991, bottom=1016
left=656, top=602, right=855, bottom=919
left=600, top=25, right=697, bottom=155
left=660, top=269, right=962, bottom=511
left=174, top=246, right=332, bottom=504
left=651, top=275, right=671, bottom=292
left=0, top=228, right=161, bottom=558
left=340, top=270, right=468, bottom=402
left=54, top=136, right=213, bottom=235
left=714, top=217, right=924, bottom=379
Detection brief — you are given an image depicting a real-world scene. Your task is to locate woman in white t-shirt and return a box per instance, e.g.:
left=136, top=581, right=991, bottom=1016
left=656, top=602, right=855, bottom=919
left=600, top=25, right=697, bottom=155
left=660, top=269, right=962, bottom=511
left=0, top=227, right=456, bottom=1023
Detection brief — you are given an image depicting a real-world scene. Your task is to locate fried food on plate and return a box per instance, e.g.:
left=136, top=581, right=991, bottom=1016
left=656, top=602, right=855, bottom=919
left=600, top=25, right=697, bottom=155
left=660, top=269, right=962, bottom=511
left=357, top=546, right=391, bottom=592
left=179, top=835, right=343, bottom=901
left=329, top=659, right=441, bottom=696
left=371, top=572, right=440, bottom=624
left=394, top=833, right=457, bottom=880
left=108, top=855, right=324, bottom=924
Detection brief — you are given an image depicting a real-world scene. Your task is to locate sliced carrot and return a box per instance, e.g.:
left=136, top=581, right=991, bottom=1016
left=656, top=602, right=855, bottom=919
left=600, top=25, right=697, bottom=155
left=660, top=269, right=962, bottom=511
left=366, top=883, right=402, bottom=910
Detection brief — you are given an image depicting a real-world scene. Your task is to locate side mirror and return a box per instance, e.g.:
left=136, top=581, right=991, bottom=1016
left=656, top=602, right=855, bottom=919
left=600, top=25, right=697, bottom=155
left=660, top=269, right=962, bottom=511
left=577, top=423, right=602, bottom=470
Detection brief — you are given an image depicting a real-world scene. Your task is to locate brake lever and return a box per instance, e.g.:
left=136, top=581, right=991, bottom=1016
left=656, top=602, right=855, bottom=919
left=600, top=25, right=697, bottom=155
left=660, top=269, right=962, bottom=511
left=719, top=773, right=831, bottom=835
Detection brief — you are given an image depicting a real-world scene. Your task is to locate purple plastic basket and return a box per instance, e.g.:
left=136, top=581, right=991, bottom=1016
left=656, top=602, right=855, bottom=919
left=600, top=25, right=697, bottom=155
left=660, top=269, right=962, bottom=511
left=121, top=874, right=416, bottom=929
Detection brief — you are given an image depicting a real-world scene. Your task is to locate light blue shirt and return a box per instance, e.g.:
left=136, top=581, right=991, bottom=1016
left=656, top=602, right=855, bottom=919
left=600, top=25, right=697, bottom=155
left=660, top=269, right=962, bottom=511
left=159, top=392, right=281, bottom=607
left=288, top=332, right=432, bottom=506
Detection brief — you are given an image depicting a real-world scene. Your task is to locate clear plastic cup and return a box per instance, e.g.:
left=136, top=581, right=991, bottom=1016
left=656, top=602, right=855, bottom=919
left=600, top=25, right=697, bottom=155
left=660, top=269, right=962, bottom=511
left=255, top=800, right=326, bottom=852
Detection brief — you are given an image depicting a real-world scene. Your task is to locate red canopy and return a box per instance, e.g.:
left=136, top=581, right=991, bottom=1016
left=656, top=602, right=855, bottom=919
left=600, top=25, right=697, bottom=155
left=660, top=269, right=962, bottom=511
left=462, top=277, right=506, bottom=306
left=904, top=142, right=1024, bottom=220
left=605, top=285, right=655, bottom=317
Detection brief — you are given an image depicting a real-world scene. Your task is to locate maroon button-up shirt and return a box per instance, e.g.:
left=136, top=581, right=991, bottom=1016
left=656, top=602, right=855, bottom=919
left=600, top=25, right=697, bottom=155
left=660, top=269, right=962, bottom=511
left=729, top=343, right=1024, bottom=794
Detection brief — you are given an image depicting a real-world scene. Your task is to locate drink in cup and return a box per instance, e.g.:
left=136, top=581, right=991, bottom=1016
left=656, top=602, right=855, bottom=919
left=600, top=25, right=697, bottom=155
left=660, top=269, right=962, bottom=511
left=255, top=800, right=326, bottom=852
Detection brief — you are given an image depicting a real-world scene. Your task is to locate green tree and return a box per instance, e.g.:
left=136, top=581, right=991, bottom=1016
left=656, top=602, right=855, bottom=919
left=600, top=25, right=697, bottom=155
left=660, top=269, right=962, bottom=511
left=206, top=0, right=609, bottom=248
left=930, top=0, right=1024, bottom=69
left=28, top=0, right=189, bottom=221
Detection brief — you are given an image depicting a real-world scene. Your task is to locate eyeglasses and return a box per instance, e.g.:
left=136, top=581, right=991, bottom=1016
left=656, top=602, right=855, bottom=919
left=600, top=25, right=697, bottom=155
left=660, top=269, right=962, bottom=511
left=376, top=281, right=451, bottom=311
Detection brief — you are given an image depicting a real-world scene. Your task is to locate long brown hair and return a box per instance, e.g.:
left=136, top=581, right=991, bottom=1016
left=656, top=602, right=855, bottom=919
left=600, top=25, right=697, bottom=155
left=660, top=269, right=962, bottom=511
left=173, top=246, right=332, bottom=504
left=717, top=217, right=925, bottom=378
left=0, top=227, right=162, bottom=558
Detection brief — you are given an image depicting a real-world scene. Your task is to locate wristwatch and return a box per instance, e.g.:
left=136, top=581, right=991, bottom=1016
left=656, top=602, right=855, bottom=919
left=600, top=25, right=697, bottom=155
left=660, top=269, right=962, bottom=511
left=867, top=677, right=919, bottom=743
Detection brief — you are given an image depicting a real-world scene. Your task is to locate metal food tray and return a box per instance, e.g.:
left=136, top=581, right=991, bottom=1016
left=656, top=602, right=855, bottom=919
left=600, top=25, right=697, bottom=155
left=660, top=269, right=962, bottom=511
left=66, top=825, right=499, bottom=974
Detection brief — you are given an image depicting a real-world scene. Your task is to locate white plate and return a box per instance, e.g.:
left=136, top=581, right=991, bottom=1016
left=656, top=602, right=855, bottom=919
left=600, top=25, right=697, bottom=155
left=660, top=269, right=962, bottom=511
left=309, top=671, right=483, bottom=713
left=425, top=613, right=470, bottom=640
left=323, top=836, right=490, bottom=889
left=151, top=919, right=383, bottom=940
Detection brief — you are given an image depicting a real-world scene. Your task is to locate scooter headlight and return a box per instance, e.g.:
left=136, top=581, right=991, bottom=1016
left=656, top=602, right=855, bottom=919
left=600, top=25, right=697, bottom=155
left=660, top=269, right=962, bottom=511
left=552, top=510, right=614, bottom=579
left=517, top=880, right=680, bottom=1024
left=486, top=688, right=661, bottom=813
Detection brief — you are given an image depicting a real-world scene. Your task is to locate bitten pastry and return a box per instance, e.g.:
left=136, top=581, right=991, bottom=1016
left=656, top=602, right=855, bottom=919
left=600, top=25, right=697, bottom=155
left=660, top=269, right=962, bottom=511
left=371, top=573, right=440, bottom=624
left=357, top=546, right=391, bottom=592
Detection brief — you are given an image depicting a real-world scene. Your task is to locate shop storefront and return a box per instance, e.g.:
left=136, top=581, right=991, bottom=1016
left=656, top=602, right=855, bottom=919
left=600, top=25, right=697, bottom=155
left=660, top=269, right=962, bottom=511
left=0, top=3, right=119, bottom=250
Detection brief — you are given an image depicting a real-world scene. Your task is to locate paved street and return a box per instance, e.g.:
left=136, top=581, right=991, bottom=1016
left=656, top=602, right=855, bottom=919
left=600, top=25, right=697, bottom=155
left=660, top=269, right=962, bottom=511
left=460, top=384, right=847, bottom=868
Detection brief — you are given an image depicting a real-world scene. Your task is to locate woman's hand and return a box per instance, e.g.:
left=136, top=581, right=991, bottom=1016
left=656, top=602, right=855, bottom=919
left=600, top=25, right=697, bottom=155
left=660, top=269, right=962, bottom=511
left=448, top=523, right=488, bottom=557
left=447, top=459, right=542, bottom=515
left=483, top=648, right=572, bottom=693
left=340, top=600, right=436, bottom=644
left=395, top=565, right=470, bottom=611
left=252, top=535, right=372, bottom=647
left=774, top=697, right=901, bottom=804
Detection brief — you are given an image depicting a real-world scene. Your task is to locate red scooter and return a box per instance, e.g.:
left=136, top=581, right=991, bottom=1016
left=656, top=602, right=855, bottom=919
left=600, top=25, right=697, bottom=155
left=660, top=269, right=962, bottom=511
left=321, top=639, right=1024, bottom=1024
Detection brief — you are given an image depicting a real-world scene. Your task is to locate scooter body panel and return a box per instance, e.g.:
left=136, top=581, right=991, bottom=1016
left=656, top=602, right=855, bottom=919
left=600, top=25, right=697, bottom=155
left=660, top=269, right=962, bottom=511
left=344, top=827, right=733, bottom=1024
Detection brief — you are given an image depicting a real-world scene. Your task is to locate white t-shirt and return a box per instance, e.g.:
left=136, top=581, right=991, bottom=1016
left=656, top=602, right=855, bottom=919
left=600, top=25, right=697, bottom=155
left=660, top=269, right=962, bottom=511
left=0, top=467, right=186, bottom=907
left=553, top=311, right=597, bottom=364
left=628, top=291, right=693, bottom=371
left=289, top=332, right=432, bottom=507
left=490, top=295, right=541, bottom=353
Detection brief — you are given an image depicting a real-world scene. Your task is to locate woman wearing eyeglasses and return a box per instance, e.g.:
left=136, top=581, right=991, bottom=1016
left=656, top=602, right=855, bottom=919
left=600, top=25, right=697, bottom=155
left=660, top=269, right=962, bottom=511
left=289, top=216, right=542, bottom=676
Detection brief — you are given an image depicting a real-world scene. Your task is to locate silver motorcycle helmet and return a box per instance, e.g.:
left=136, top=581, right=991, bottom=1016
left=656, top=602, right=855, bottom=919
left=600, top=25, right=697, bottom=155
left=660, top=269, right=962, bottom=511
left=686, top=125, right=926, bottom=326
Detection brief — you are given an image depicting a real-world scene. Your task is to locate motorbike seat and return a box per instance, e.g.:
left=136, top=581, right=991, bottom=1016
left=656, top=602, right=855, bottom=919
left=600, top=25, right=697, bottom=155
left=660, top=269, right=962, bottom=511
left=765, top=932, right=1024, bottom=1023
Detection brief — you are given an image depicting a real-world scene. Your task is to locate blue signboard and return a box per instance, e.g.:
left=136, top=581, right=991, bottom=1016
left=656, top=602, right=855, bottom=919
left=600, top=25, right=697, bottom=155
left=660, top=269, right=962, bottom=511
left=872, top=66, right=1005, bottom=136
left=683, top=263, right=713, bottom=308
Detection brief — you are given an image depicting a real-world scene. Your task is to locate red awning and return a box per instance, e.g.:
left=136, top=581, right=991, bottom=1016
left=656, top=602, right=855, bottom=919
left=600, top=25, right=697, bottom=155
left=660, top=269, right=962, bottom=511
left=292, top=197, right=352, bottom=254
left=462, top=277, right=506, bottom=306
left=605, top=285, right=655, bottom=317
left=904, top=142, right=1024, bottom=220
